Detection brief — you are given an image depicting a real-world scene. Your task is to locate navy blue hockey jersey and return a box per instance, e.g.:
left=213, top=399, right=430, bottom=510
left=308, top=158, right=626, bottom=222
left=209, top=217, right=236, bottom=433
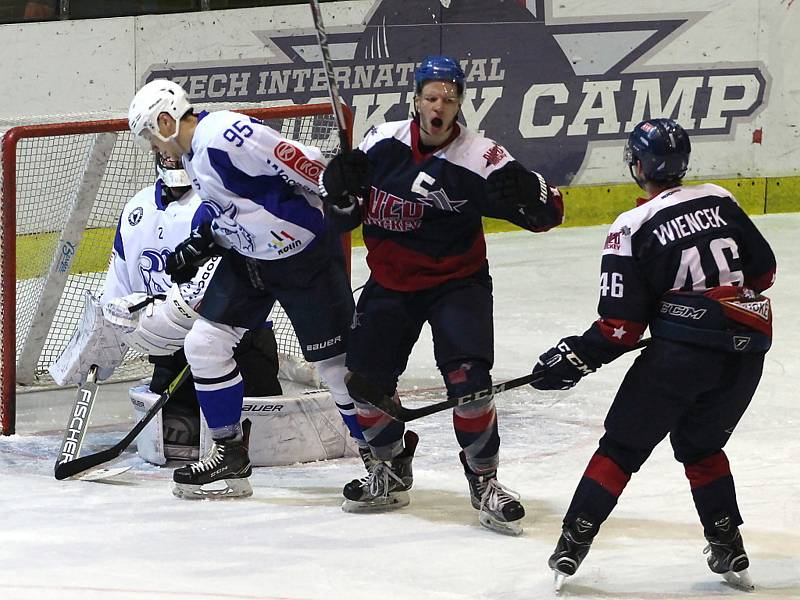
left=356, top=119, right=563, bottom=291
left=583, top=182, right=776, bottom=360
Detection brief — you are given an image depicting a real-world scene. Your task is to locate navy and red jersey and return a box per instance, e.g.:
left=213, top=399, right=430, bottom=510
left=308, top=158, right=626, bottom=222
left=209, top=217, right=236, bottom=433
left=582, top=182, right=776, bottom=361
left=355, top=118, right=563, bottom=291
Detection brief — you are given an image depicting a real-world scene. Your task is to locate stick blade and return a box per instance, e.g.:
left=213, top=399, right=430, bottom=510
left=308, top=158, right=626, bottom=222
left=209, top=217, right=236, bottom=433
left=54, top=446, right=120, bottom=480
left=78, top=466, right=132, bottom=481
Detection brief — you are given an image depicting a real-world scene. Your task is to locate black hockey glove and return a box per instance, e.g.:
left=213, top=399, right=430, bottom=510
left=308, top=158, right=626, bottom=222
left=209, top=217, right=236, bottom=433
left=531, top=336, right=598, bottom=391
left=486, top=161, right=545, bottom=213
left=320, top=149, right=371, bottom=209
left=165, top=220, right=218, bottom=284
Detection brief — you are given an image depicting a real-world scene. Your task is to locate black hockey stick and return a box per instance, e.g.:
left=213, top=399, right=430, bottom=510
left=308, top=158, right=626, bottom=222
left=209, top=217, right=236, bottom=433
left=347, top=371, right=541, bottom=423
left=350, top=339, right=652, bottom=422
left=54, top=365, right=99, bottom=469
left=54, top=364, right=190, bottom=480
left=309, top=0, right=351, bottom=152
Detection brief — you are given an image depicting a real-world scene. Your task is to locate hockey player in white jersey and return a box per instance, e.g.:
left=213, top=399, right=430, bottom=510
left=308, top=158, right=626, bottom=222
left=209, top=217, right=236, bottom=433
left=127, top=79, right=365, bottom=499
left=50, top=152, right=282, bottom=461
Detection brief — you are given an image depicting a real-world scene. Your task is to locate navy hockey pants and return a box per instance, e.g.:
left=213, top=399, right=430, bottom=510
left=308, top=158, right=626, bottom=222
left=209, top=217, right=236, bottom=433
left=197, top=229, right=354, bottom=363
left=347, top=268, right=502, bottom=473
left=564, top=338, right=764, bottom=535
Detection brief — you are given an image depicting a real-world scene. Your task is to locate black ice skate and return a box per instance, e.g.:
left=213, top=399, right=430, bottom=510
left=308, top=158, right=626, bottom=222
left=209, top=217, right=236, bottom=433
left=172, top=433, right=252, bottom=500
left=703, top=516, right=754, bottom=591
left=341, top=431, right=418, bottom=513
left=461, top=452, right=525, bottom=536
left=357, top=444, right=381, bottom=473
left=548, top=515, right=598, bottom=593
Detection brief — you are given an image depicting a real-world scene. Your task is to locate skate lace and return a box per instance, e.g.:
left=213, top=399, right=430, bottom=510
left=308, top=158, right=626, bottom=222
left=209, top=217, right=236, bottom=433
left=480, top=478, right=521, bottom=512
left=364, top=462, right=404, bottom=499
left=188, top=443, right=225, bottom=474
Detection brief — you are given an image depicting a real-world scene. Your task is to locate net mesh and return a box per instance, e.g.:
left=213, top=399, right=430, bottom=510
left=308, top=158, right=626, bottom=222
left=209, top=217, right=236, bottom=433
left=4, top=107, right=341, bottom=401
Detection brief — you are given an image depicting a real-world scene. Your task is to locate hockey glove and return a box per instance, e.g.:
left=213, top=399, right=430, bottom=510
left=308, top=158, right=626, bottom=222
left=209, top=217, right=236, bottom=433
left=486, top=161, right=546, bottom=212
left=165, top=220, right=218, bottom=284
left=531, top=336, right=598, bottom=391
left=320, top=149, right=371, bottom=209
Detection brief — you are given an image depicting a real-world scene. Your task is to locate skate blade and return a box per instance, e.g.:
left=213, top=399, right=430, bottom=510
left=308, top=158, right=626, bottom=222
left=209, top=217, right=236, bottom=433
left=172, top=478, right=253, bottom=500
left=77, top=466, right=132, bottom=481
left=722, top=569, right=755, bottom=592
left=478, top=511, right=523, bottom=536
left=553, top=571, right=568, bottom=594
left=341, top=491, right=410, bottom=513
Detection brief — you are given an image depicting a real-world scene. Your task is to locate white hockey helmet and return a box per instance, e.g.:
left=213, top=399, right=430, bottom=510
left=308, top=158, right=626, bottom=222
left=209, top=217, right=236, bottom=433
left=128, top=79, right=192, bottom=153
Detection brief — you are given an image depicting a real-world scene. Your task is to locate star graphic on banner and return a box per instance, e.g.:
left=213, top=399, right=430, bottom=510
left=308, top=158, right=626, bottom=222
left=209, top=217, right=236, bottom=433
left=612, top=326, right=627, bottom=339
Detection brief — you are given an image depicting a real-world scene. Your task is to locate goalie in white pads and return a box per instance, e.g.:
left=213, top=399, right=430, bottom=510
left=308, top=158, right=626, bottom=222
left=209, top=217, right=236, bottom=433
left=51, top=152, right=283, bottom=464
left=127, top=79, right=367, bottom=500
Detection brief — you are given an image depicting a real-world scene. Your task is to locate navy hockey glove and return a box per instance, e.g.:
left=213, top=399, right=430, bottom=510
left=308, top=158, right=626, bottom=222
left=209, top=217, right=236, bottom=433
left=320, top=149, right=371, bottom=209
left=165, top=221, right=218, bottom=284
left=531, top=336, right=597, bottom=391
left=486, top=161, right=547, bottom=213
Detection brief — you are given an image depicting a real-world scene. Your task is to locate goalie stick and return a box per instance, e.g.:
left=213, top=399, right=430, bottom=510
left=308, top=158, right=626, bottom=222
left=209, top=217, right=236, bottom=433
left=54, top=364, right=100, bottom=470
left=54, top=364, right=190, bottom=480
left=308, top=0, right=351, bottom=152
left=350, top=339, right=652, bottom=422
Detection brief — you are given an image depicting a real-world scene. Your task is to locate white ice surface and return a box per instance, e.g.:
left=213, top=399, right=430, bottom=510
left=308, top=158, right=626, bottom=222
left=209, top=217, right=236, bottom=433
left=1, top=215, right=798, bottom=600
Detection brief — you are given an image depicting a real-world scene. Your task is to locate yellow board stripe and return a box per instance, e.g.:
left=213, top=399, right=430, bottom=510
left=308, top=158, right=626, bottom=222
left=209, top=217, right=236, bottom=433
left=16, top=176, right=800, bottom=278
left=17, top=227, right=114, bottom=279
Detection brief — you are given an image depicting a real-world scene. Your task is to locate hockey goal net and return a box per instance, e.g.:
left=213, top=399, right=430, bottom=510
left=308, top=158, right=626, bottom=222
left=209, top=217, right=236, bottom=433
left=0, top=103, right=352, bottom=435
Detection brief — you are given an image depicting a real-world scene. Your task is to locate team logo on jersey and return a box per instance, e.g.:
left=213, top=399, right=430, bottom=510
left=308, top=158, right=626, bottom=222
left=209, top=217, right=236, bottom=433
left=418, top=188, right=467, bottom=213
left=604, top=231, right=622, bottom=251
left=149, top=0, right=768, bottom=186
left=138, top=248, right=173, bottom=295
left=128, top=207, right=144, bottom=226
left=213, top=214, right=255, bottom=253
left=483, top=143, right=507, bottom=167
left=364, top=186, right=424, bottom=232
left=273, top=141, right=324, bottom=183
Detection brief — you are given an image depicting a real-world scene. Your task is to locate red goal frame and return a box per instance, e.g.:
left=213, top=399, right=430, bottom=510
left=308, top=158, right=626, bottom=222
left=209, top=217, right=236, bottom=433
left=1, top=102, right=352, bottom=435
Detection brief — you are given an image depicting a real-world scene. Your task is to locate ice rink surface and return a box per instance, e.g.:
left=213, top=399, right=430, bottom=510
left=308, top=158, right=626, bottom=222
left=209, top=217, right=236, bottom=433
left=1, top=214, right=798, bottom=600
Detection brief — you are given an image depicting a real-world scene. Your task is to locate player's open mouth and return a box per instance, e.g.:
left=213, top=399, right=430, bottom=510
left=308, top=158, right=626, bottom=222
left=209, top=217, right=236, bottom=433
left=431, top=117, right=443, bottom=128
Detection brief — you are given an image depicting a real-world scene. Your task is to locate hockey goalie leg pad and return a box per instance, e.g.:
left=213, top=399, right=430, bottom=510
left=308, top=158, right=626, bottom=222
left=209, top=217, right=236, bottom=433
left=129, top=385, right=167, bottom=466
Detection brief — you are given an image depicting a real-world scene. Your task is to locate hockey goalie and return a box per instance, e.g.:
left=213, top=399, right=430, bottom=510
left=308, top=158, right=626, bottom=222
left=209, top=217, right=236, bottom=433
left=49, top=152, right=355, bottom=475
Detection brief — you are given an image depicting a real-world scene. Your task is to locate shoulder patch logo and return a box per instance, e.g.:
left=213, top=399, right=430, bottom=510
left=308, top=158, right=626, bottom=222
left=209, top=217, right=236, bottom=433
left=128, top=207, right=144, bottom=226
left=483, top=143, right=507, bottom=167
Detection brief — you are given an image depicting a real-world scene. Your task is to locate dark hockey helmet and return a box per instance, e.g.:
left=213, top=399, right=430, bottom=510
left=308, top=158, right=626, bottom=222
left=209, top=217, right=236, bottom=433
left=414, top=55, right=466, bottom=97
left=624, top=118, right=691, bottom=184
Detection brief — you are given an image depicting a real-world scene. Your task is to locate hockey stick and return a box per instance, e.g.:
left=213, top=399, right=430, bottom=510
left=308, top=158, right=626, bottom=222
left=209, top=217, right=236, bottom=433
left=347, top=371, right=540, bottom=423
left=350, top=339, right=652, bottom=422
left=54, top=364, right=190, bottom=480
left=308, top=0, right=351, bottom=152
left=54, top=364, right=100, bottom=469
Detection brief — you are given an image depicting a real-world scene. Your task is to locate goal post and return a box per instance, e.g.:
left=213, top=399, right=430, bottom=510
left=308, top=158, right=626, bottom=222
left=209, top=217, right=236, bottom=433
left=0, top=102, right=353, bottom=435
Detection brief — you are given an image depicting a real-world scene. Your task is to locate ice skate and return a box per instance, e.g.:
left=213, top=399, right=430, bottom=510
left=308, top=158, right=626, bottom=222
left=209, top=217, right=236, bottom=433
left=356, top=443, right=381, bottom=474
left=704, top=517, right=755, bottom=591
left=461, top=452, right=525, bottom=536
left=342, top=431, right=418, bottom=513
left=548, top=515, right=598, bottom=593
left=172, top=434, right=253, bottom=500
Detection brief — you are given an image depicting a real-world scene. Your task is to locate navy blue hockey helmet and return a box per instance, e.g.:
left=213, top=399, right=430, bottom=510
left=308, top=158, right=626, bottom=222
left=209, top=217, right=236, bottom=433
left=624, top=118, right=691, bottom=184
left=414, top=55, right=466, bottom=97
